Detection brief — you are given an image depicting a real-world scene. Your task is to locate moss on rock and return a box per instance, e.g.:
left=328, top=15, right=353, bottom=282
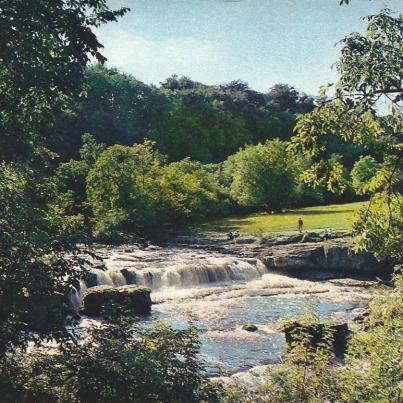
left=82, top=285, right=152, bottom=316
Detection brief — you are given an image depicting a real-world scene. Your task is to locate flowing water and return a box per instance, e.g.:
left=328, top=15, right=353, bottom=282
left=73, top=239, right=372, bottom=375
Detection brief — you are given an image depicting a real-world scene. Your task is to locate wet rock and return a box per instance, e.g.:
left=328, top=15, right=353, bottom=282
left=213, top=364, right=276, bottom=394
left=82, top=285, right=151, bottom=316
left=261, top=241, right=386, bottom=275
left=93, top=263, right=107, bottom=270
left=84, top=271, right=99, bottom=288
left=242, top=324, right=258, bottom=332
left=281, top=321, right=350, bottom=356
left=121, top=268, right=137, bottom=284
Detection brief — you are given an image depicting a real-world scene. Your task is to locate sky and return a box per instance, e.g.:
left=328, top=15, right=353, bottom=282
left=96, top=0, right=403, bottom=96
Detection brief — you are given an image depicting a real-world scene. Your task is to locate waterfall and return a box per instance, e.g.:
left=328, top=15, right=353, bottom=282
left=68, top=280, right=87, bottom=313
left=72, top=247, right=269, bottom=312
left=91, top=268, right=115, bottom=286
left=94, top=258, right=268, bottom=290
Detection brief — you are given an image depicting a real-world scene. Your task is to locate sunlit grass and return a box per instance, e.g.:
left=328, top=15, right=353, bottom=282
left=196, top=202, right=366, bottom=235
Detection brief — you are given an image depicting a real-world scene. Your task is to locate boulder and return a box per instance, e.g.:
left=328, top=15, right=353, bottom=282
left=121, top=268, right=137, bottom=285
left=261, top=241, right=385, bottom=275
left=242, top=324, right=258, bottom=332
left=84, top=271, right=99, bottom=288
left=82, top=285, right=151, bottom=316
left=281, top=321, right=350, bottom=356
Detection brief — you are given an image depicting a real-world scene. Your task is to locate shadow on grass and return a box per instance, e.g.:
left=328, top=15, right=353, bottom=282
left=195, top=218, right=257, bottom=233
left=288, top=209, right=355, bottom=216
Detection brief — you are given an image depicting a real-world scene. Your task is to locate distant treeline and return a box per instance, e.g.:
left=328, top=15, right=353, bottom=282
left=51, top=65, right=319, bottom=163
left=45, top=65, right=371, bottom=240
left=40, top=65, right=371, bottom=240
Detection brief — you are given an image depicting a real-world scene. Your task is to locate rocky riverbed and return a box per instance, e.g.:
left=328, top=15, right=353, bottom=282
left=71, top=230, right=391, bottom=376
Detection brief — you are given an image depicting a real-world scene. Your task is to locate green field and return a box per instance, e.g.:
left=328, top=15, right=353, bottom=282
left=196, top=202, right=366, bottom=235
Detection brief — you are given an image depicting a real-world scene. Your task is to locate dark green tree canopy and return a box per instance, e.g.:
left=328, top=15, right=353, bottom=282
left=0, top=0, right=128, bottom=160
left=0, top=0, right=128, bottom=351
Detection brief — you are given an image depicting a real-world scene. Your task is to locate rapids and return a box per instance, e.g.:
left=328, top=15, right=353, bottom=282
left=73, top=237, right=374, bottom=375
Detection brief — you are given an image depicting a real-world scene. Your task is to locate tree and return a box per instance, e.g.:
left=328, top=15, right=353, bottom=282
left=267, top=84, right=299, bottom=111
left=158, top=158, right=227, bottom=221
left=0, top=1, right=129, bottom=161
left=52, top=65, right=168, bottom=160
left=267, top=84, right=315, bottom=114
left=351, top=156, right=380, bottom=195
left=0, top=162, right=85, bottom=352
left=87, top=142, right=227, bottom=239
left=0, top=317, right=223, bottom=402
left=0, top=0, right=128, bottom=352
left=223, top=140, right=297, bottom=211
left=159, top=87, right=252, bottom=162
left=87, top=141, right=164, bottom=239
left=289, top=9, right=402, bottom=260
left=160, top=74, right=205, bottom=91
left=51, top=64, right=321, bottom=163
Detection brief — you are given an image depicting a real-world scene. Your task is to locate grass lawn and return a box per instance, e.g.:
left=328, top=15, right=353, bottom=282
left=195, top=202, right=366, bottom=235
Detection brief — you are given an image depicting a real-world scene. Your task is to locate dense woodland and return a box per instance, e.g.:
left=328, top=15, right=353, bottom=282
left=47, top=65, right=364, bottom=240
left=0, top=1, right=402, bottom=402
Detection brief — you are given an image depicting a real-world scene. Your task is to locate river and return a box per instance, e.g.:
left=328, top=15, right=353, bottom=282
left=72, top=233, right=376, bottom=376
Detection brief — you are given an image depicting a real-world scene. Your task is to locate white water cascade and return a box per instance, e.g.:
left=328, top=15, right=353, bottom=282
left=89, top=257, right=267, bottom=290
left=69, top=245, right=269, bottom=310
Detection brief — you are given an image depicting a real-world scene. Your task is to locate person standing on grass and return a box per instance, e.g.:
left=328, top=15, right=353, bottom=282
left=297, top=217, right=304, bottom=233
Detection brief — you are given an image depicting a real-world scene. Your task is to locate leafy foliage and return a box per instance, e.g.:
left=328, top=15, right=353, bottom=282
left=223, top=140, right=312, bottom=210
left=289, top=9, right=402, bottom=260
left=0, top=1, right=128, bottom=161
left=339, top=272, right=403, bottom=402
left=352, top=193, right=403, bottom=261
left=86, top=141, right=227, bottom=239
left=0, top=0, right=128, bottom=351
left=0, top=318, right=223, bottom=403
left=336, top=10, right=403, bottom=109
left=0, top=163, right=84, bottom=352
left=158, top=158, right=227, bottom=221
left=52, top=66, right=318, bottom=163
left=351, top=155, right=381, bottom=195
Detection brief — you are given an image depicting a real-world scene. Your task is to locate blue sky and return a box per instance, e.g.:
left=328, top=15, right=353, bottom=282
left=97, top=0, right=402, bottom=95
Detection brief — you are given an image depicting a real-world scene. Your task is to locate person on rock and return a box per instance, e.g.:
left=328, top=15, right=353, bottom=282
left=227, top=230, right=240, bottom=242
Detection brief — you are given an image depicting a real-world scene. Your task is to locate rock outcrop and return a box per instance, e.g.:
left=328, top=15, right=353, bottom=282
left=82, top=285, right=152, bottom=316
left=281, top=321, right=350, bottom=356
left=261, top=241, right=385, bottom=275
left=262, top=230, right=348, bottom=247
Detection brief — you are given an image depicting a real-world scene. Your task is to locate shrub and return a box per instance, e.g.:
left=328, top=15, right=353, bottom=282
left=0, top=318, right=223, bottom=403
left=222, top=140, right=297, bottom=211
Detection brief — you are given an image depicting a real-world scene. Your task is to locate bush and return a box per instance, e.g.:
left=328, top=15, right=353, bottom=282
left=339, top=271, right=403, bottom=402
left=0, top=319, right=223, bottom=403
left=0, top=162, right=84, bottom=353
left=222, top=140, right=297, bottom=211
left=87, top=141, right=228, bottom=239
